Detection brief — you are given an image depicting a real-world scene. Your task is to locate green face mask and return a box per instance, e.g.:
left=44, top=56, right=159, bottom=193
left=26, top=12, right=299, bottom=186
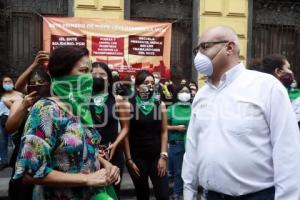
left=51, top=74, right=94, bottom=126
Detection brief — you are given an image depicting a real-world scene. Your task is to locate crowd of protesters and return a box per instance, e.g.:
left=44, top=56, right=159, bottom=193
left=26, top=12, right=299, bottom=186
left=1, top=28, right=300, bottom=200
left=0, top=46, right=197, bottom=200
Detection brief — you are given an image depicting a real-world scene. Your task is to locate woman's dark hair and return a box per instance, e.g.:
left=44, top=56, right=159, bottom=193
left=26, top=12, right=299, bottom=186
left=173, top=83, right=192, bottom=102
left=28, top=67, right=51, bottom=84
left=92, top=62, right=113, bottom=94
left=261, top=54, right=287, bottom=75
left=48, top=46, right=89, bottom=78
left=135, top=70, right=154, bottom=86
left=0, top=75, right=14, bottom=94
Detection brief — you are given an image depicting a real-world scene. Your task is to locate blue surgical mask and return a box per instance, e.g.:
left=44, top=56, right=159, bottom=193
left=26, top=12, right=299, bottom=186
left=3, top=84, right=14, bottom=91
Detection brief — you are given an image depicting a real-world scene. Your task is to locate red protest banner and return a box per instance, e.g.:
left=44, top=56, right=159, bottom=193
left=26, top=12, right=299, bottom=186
left=92, top=36, right=124, bottom=56
left=129, top=35, right=164, bottom=56
left=43, top=17, right=172, bottom=79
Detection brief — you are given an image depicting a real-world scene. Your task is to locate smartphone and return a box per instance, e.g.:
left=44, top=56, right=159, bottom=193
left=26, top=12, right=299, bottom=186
left=27, top=84, right=50, bottom=97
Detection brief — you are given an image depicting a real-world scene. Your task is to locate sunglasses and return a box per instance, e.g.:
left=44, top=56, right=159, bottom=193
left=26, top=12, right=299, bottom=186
left=193, top=40, right=229, bottom=55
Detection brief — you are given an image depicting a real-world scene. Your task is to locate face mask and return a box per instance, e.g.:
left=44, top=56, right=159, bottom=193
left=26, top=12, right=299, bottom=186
left=112, top=71, right=119, bottom=77
left=138, top=84, right=154, bottom=100
left=3, top=83, right=14, bottom=92
left=194, top=52, right=213, bottom=76
left=27, top=84, right=50, bottom=97
left=131, top=77, right=135, bottom=84
left=51, top=74, right=94, bottom=126
left=194, top=43, right=227, bottom=76
left=291, top=80, right=297, bottom=89
left=177, top=93, right=191, bottom=102
left=279, top=73, right=294, bottom=88
left=93, top=77, right=105, bottom=94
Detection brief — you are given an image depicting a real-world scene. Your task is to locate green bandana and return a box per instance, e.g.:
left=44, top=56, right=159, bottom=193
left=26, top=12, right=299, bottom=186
left=51, top=74, right=94, bottom=126
left=136, top=95, right=155, bottom=115
left=93, top=93, right=109, bottom=115
left=91, top=186, right=118, bottom=200
left=288, top=88, right=300, bottom=101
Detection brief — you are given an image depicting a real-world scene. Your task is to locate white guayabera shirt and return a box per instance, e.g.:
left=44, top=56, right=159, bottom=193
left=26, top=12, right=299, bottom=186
left=182, top=63, right=300, bottom=200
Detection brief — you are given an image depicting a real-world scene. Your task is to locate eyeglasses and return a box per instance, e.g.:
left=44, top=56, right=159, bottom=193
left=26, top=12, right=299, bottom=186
left=193, top=40, right=229, bottom=55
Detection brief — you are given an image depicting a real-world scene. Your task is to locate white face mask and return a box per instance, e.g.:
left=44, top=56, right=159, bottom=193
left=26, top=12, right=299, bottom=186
left=291, top=80, right=297, bottom=89
left=131, top=78, right=135, bottom=84
left=194, top=52, right=213, bottom=76
left=177, top=93, right=191, bottom=102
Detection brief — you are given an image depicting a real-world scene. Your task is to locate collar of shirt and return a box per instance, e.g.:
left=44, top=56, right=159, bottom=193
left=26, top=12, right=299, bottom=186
left=206, top=63, right=245, bottom=90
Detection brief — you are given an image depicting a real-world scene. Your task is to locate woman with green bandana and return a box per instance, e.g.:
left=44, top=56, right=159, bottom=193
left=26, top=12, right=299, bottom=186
left=124, top=70, right=169, bottom=200
left=13, top=46, right=120, bottom=200
left=90, top=62, right=130, bottom=199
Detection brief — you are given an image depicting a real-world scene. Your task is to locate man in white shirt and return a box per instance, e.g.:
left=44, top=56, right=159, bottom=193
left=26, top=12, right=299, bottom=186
left=182, top=26, right=300, bottom=200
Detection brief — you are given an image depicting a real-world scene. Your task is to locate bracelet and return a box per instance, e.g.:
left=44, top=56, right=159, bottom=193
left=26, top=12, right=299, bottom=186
left=126, top=158, right=132, bottom=163
left=160, top=152, right=168, bottom=158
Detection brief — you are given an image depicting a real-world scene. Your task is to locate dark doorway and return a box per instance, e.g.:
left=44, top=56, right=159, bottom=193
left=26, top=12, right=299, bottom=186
left=125, top=0, right=196, bottom=83
left=0, top=0, right=70, bottom=78
left=251, top=0, right=300, bottom=82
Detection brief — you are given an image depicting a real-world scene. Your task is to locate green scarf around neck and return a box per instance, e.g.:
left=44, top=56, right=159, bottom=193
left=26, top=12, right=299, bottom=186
left=51, top=74, right=94, bottom=126
left=135, top=95, right=155, bottom=115
left=93, top=93, right=109, bottom=115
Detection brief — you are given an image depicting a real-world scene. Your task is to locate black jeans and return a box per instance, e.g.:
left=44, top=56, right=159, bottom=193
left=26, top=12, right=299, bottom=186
left=128, top=157, right=169, bottom=200
left=9, top=178, right=34, bottom=200
left=205, top=187, right=275, bottom=200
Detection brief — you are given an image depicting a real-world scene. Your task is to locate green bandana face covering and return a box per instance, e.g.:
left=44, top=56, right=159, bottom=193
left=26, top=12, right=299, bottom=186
left=51, top=74, right=94, bottom=126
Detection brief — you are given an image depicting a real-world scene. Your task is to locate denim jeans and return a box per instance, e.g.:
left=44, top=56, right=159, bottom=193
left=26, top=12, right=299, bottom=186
left=205, top=187, right=275, bottom=200
left=168, top=140, right=185, bottom=197
left=0, top=115, right=8, bottom=163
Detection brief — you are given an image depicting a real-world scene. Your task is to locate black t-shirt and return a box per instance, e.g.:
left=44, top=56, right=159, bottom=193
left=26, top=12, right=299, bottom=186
left=91, top=94, right=119, bottom=146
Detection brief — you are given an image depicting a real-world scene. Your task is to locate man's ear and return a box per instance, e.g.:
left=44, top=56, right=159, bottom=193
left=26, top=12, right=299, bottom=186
left=226, top=42, right=235, bottom=54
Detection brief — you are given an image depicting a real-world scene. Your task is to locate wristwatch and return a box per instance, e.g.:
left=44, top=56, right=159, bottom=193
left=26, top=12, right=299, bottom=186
left=160, top=152, right=168, bottom=158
